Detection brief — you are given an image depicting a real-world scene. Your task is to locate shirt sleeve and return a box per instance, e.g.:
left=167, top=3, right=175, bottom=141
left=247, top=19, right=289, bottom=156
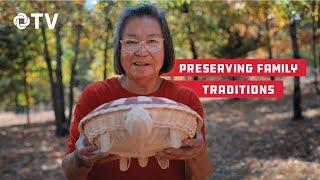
left=65, top=85, right=96, bottom=154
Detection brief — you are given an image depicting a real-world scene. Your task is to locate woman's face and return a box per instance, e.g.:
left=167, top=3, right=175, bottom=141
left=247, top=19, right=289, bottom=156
left=120, top=16, right=164, bottom=80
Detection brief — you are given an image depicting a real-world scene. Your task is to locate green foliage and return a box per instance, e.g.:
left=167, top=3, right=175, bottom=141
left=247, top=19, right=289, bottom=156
left=0, top=0, right=317, bottom=111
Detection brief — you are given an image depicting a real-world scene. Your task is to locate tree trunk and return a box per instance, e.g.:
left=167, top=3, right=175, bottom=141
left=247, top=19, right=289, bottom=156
left=182, top=3, right=199, bottom=81
left=264, top=9, right=275, bottom=81
left=40, top=23, right=68, bottom=136
left=13, top=85, right=19, bottom=113
left=289, top=19, right=303, bottom=121
left=187, top=23, right=199, bottom=81
left=40, top=24, right=60, bottom=129
left=68, top=23, right=82, bottom=128
left=311, top=0, right=320, bottom=94
left=103, top=4, right=113, bottom=80
left=103, top=39, right=108, bottom=80
left=37, top=1, right=67, bottom=135
left=55, top=23, right=68, bottom=136
left=317, top=1, right=320, bottom=94
left=23, top=57, right=30, bottom=125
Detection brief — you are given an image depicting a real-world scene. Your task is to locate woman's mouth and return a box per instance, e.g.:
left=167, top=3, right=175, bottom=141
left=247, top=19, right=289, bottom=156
left=133, top=62, right=150, bottom=66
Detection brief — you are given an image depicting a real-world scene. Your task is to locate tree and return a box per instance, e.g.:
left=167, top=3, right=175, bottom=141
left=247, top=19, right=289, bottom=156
left=289, top=16, right=303, bottom=120
left=68, top=3, right=83, bottom=125
left=180, top=2, right=199, bottom=80
left=282, top=1, right=309, bottom=120
left=0, top=6, right=39, bottom=123
left=35, top=1, right=72, bottom=136
left=102, top=2, right=114, bottom=80
left=311, top=0, right=320, bottom=93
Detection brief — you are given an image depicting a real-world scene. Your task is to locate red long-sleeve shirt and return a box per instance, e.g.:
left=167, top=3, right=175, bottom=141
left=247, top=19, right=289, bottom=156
left=66, top=76, right=206, bottom=180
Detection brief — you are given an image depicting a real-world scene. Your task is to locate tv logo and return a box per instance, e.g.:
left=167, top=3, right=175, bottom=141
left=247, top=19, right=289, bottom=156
left=13, top=13, right=59, bottom=30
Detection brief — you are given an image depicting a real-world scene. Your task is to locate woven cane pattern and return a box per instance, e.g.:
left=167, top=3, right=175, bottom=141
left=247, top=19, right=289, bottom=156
left=78, top=96, right=203, bottom=171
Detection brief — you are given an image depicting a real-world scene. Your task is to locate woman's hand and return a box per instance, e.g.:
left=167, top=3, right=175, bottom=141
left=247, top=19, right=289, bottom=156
left=156, top=131, right=205, bottom=160
left=62, top=135, right=120, bottom=180
left=74, top=135, right=120, bottom=168
left=156, top=131, right=212, bottom=180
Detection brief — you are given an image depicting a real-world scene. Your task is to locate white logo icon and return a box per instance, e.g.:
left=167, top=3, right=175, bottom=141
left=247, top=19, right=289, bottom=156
left=13, top=13, right=30, bottom=29
left=13, top=13, right=59, bottom=30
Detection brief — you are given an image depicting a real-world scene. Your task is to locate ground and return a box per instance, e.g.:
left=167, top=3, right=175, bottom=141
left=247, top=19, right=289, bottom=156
left=0, top=77, right=319, bottom=180
left=204, top=79, right=320, bottom=180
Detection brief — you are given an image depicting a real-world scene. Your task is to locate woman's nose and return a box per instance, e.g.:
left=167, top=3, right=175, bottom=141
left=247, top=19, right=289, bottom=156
left=135, top=43, right=149, bottom=56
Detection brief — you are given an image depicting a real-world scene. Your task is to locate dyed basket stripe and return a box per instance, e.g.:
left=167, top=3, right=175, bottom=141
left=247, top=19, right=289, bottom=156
left=88, top=96, right=192, bottom=116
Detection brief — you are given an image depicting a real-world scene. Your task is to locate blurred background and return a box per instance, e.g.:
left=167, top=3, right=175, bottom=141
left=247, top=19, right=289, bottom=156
left=0, top=0, right=319, bottom=179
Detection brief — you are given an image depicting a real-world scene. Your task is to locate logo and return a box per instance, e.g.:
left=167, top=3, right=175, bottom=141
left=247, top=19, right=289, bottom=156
left=13, top=13, right=30, bottom=29
left=13, top=13, right=59, bottom=30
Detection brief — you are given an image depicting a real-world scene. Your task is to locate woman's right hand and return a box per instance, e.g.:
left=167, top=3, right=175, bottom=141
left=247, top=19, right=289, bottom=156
left=74, top=135, right=120, bottom=168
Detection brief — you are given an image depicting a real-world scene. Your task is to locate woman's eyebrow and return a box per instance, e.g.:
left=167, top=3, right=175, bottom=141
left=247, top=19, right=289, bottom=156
left=123, top=34, right=137, bottom=38
left=148, top=33, right=162, bottom=37
left=123, top=33, right=162, bottom=38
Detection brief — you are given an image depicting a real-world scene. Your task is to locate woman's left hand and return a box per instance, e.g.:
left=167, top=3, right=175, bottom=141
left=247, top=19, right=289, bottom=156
left=156, top=131, right=205, bottom=160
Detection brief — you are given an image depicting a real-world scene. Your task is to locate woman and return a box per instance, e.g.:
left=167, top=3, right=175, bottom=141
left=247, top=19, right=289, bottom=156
left=62, top=4, right=212, bottom=180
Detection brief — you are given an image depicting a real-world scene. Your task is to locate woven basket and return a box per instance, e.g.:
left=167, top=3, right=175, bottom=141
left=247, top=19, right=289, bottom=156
left=78, top=96, right=203, bottom=171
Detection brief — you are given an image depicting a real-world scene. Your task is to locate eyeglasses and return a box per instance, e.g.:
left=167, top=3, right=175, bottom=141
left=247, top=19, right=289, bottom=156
left=120, top=38, right=164, bottom=53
